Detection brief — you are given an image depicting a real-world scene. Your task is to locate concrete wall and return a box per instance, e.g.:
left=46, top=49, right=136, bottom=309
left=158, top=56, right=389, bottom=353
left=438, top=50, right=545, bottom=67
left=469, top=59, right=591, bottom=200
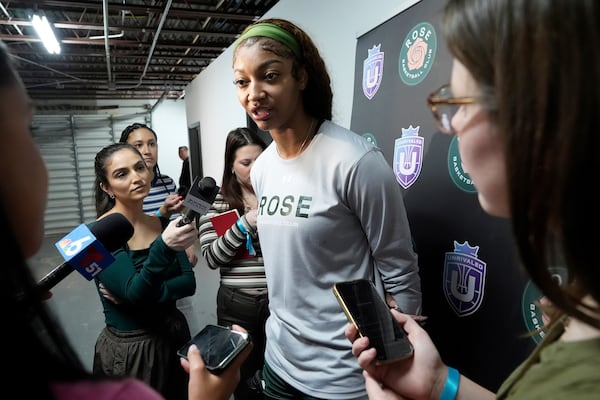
left=151, top=98, right=190, bottom=184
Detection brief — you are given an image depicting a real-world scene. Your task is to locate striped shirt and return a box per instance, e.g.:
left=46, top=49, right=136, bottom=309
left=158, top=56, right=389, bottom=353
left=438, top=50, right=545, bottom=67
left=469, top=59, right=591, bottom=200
left=143, top=173, right=179, bottom=219
left=198, top=192, right=266, bottom=291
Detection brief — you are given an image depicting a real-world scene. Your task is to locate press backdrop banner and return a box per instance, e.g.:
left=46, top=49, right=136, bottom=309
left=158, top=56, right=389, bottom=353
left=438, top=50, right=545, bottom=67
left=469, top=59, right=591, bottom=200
left=349, top=0, right=540, bottom=391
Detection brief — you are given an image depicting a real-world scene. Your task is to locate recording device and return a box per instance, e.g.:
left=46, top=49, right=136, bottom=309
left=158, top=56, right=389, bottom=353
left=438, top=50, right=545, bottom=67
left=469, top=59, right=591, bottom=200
left=176, top=176, right=219, bottom=227
left=333, top=278, right=414, bottom=364
left=37, top=213, right=134, bottom=293
left=177, top=324, right=251, bottom=374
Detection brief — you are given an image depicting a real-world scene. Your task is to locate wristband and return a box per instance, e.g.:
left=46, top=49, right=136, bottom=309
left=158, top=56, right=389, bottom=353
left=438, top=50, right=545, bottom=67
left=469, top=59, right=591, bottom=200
left=236, top=219, right=256, bottom=256
left=156, top=209, right=163, bottom=218
left=440, top=367, right=459, bottom=400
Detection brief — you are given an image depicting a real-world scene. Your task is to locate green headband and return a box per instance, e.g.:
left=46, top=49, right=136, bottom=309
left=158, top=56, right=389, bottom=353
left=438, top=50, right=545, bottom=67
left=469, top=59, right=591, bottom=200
left=235, top=23, right=301, bottom=58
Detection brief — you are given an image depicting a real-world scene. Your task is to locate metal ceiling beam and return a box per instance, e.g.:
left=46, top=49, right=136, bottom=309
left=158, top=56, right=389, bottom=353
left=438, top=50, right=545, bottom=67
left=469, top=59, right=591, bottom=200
left=0, top=19, right=240, bottom=39
left=1, top=0, right=279, bottom=101
left=1, top=34, right=226, bottom=52
left=9, top=48, right=214, bottom=61
left=4, top=0, right=261, bottom=22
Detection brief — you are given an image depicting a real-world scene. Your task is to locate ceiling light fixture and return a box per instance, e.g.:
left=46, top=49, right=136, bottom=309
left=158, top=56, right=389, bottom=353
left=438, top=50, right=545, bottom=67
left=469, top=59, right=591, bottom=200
left=32, top=15, right=61, bottom=54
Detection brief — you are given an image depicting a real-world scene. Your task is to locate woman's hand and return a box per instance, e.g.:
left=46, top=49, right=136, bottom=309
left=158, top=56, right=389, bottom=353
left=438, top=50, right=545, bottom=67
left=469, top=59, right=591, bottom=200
left=385, top=292, right=428, bottom=324
left=345, top=310, right=446, bottom=399
left=182, top=324, right=254, bottom=400
left=98, top=281, right=122, bottom=304
left=363, top=370, right=405, bottom=400
left=245, top=209, right=258, bottom=229
left=159, top=193, right=185, bottom=218
left=162, top=217, right=199, bottom=251
left=185, top=245, right=199, bottom=266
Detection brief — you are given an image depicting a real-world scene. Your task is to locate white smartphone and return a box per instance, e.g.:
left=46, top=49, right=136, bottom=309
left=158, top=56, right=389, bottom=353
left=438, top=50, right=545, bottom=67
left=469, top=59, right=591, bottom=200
left=333, top=279, right=413, bottom=364
left=177, top=324, right=251, bottom=374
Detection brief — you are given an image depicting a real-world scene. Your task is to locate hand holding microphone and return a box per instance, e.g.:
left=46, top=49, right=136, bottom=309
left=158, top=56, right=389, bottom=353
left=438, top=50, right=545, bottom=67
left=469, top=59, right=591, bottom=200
left=162, top=217, right=200, bottom=251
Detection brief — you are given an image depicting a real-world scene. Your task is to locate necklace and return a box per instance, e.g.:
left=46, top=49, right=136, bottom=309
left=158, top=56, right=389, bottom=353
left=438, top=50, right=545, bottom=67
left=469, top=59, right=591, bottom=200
left=277, top=118, right=316, bottom=158
left=297, top=118, right=316, bottom=154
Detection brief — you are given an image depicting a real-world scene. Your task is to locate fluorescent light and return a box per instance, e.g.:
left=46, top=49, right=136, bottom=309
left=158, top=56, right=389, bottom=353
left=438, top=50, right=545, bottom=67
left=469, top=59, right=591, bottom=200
left=32, top=15, right=61, bottom=54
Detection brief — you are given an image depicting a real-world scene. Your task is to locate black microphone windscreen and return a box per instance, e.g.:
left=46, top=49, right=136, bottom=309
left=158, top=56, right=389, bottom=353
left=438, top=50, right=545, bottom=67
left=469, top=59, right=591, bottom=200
left=197, top=176, right=217, bottom=195
left=176, top=176, right=220, bottom=227
left=91, top=213, right=134, bottom=251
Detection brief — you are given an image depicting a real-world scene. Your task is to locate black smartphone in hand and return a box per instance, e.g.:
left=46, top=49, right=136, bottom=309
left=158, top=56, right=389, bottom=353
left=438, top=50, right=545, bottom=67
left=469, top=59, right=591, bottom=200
left=177, top=324, right=251, bottom=374
left=333, top=278, right=413, bottom=364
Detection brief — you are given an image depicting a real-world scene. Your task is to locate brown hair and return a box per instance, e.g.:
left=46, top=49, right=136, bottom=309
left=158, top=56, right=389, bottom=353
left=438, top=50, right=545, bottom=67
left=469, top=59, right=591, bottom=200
left=221, top=127, right=267, bottom=214
left=94, top=142, right=146, bottom=217
left=443, top=0, right=600, bottom=329
left=233, top=18, right=333, bottom=122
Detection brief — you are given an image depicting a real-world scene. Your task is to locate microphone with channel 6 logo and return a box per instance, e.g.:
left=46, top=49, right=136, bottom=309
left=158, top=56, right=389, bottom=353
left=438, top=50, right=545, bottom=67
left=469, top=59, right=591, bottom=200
left=37, top=213, right=133, bottom=293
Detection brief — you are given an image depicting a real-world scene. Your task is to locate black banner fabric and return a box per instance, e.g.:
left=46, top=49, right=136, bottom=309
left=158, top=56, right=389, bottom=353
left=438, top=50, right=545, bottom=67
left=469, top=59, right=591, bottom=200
left=349, top=0, right=539, bottom=391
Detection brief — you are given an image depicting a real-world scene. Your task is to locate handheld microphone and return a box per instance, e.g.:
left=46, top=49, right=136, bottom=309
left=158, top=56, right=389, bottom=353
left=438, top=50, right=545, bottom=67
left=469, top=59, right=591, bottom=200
left=37, top=213, right=134, bottom=293
left=176, top=176, right=220, bottom=227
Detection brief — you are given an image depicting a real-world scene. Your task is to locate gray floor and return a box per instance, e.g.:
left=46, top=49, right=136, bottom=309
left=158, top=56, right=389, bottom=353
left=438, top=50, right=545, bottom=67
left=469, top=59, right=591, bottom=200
left=27, top=235, right=220, bottom=371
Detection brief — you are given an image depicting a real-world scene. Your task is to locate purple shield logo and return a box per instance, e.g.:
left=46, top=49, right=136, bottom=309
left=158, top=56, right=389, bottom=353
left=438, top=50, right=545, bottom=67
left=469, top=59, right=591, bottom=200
left=362, top=44, right=384, bottom=100
left=443, top=241, right=487, bottom=317
left=393, top=125, right=423, bottom=189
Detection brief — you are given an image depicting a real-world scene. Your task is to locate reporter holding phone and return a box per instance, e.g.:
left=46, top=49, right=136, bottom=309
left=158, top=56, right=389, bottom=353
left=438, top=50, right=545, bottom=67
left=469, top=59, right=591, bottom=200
left=182, top=325, right=254, bottom=400
left=0, top=38, right=249, bottom=400
left=346, top=0, right=600, bottom=399
left=197, top=127, right=268, bottom=400
left=334, top=280, right=413, bottom=364
left=178, top=325, right=251, bottom=373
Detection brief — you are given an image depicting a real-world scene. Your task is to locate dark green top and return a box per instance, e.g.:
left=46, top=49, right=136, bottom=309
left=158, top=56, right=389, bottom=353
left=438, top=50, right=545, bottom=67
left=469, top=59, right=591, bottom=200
left=497, top=318, right=600, bottom=399
left=95, top=229, right=196, bottom=331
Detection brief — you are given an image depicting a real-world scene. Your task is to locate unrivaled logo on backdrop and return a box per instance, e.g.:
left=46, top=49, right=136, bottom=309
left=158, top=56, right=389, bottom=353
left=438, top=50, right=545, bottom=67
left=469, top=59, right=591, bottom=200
left=393, top=125, right=423, bottom=189
left=443, top=241, right=487, bottom=317
left=362, top=44, right=384, bottom=100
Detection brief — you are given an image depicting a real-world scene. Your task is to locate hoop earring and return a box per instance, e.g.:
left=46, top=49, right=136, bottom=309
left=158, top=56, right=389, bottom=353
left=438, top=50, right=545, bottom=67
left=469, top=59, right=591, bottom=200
left=109, top=193, right=115, bottom=199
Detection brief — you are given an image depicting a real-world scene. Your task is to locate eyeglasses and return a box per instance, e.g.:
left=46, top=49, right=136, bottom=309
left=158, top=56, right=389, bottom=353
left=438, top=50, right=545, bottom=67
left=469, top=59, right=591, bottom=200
left=427, top=84, right=478, bottom=134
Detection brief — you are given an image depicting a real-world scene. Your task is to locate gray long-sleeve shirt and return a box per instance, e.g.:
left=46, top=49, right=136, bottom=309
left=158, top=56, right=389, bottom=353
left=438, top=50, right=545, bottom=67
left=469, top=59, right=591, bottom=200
left=251, top=120, right=421, bottom=399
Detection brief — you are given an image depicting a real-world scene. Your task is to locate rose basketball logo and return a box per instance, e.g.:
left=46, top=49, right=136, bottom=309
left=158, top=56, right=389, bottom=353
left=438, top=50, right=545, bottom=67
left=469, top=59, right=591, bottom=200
left=398, top=22, right=437, bottom=86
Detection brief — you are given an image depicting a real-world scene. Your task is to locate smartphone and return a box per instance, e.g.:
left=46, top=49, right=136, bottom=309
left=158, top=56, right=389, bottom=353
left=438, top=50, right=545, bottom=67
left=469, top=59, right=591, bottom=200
left=177, top=324, right=251, bottom=374
left=333, top=278, right=413, bottom=364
